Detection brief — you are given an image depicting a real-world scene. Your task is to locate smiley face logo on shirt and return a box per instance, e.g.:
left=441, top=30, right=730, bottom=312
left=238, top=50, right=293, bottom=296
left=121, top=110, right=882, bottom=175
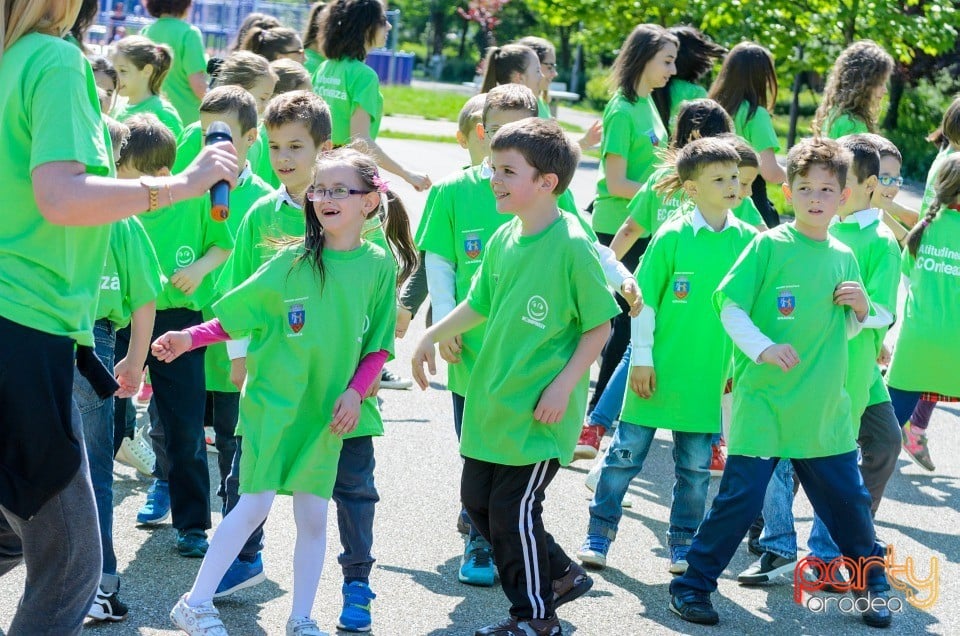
left=175, top=246, right=196, bottom=268
left=521, top=295, right=549, bottom=330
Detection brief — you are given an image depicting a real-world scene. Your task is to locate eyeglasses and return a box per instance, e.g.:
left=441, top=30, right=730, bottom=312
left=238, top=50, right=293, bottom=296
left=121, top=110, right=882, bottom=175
left=878, top=175, right=903, bottom=187
left=306, top=186, right=372, bottom=201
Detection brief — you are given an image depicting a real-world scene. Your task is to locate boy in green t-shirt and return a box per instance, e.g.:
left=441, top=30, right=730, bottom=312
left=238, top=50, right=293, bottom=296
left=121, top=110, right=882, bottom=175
left=669, top=138, right=892, bottom=629
left=577, top=139, right=757, bottom=577
left=742, top=135, right=903, bottom=588
left=413, top=118, right=621, bottom=636
left=114, top=114, right=233, bottom=558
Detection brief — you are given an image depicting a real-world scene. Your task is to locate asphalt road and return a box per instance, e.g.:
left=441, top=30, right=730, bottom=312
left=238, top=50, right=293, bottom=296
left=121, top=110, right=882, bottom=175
left=1, top=137, right=953, bottom=636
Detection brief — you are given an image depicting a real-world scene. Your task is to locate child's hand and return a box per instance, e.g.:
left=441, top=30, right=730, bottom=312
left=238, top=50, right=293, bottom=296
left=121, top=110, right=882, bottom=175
left=834, top=281, right=869, bottom=321
left=534, top=379, right=572, bottom=424
left=170, top=262, right=204, bottom=296
left=439, top=335, right=463, bottom=364
left=330, top=388, right=362, bottom=436
left=395, top=306, right=413, bottom=339
left=620, top=278, right=643, bottom=317
left=113, top=356, right=142, bottom=398
left=151, top=330, right=192, bottom=362
left=405, top=171, right=432, bottom=192
left=411, top=336, right=437, bottom=390
left=230, top=357, right=247, bottom=390
left=877, top=343, right=892, bottom=367
left=629, top=366, right=656, bottom=399
left=578, top=120, right=602, bottom=149
left=759, top=343, right=800, bottom=372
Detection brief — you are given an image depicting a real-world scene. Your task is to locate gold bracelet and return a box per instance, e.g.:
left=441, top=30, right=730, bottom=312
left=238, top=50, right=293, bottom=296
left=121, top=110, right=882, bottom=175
left=139, top=176, right=160, bottom=212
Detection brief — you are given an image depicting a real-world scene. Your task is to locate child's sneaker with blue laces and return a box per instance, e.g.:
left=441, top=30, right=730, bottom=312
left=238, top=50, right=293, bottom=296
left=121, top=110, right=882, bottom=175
left=337, top=581, right=375, bottom=632
left=137, top=479, right=170, bottom=525
left=459, top=536, right=496, bottom=586
left=576, top=533, right=611, bottom=569
left=669, top=544, right=690, bottom=574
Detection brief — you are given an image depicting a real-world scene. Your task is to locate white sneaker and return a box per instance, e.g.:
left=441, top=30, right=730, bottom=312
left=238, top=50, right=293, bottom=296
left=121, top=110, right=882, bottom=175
left=205, top=426, right=218, bottom=453
left=170, top=594, right=228, bottom=635
left=116, top=426, right=155, bottom=476
left=584, top=453, right=631, bottom=507
left=286, top=616, right=328, bottom=636
left=379, top=368, right=412, bottom=390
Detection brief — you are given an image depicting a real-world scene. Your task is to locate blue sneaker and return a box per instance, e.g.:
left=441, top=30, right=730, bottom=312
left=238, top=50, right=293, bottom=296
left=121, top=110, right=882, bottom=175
left=176, top=528, right=209, bottom=558
left=338, top=581, right=375, bottom=632
left=669, top=545, right=690, bottom=575
left=576, top=533, right=612, bottom=569
left=136, top=479, right=170, bottom=525
left=458, top=536, right=496, bottom=587
left=214, top=553, right=266, bottom=598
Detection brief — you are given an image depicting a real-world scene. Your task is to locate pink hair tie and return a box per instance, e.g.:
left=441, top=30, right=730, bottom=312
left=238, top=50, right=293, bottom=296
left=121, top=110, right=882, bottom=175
left=372, top=175, right=390, bottom=193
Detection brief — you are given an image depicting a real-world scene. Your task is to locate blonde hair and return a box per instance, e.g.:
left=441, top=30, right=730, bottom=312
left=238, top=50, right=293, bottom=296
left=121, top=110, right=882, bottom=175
left=813, top=40, right=893, bottom=135
left=2, top=0, right=81, bottom=58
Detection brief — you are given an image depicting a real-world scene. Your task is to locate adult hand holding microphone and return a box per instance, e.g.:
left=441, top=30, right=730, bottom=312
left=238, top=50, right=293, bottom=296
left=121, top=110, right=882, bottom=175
left=205, top=121, right=233, bottom=221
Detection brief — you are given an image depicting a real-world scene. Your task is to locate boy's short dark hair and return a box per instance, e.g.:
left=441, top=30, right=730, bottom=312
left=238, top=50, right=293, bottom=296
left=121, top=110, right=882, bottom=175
left=490, top=118, right=579, bottom=194
left=200, top=86, right=259, bottom=134
left=837, top=134, right=881, bottom=184
left=118, top=114, right=176, bottom=175
left=143, top=0, right=192, bottom=18
left=458, top=93, right=487, bottom=137
left=263, top=90, right=332, bottom=147
left=786, top=137, right=851, bottom=188
left=861, top=132, right=903, bottom=165
left=675, top=137, right=741, bottom=182
left=103, top=115, right=130, bottom=162
left=482, top=84, right=538, bottom=127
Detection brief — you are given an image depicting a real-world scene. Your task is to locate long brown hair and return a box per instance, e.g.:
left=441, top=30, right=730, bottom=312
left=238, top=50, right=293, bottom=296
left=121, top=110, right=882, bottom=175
left=609, top=24, right=679, bottom=104
left=708, top=42, right=778, bottom=122
left=480, top=44, right=536, bottom=93
left=115, top=35, right=173, bottom=95
left=300, top=146, right=417, bottom=287
left=813, top=40, right=893, bottom=135
left=906, top=153, right=960, bottom=257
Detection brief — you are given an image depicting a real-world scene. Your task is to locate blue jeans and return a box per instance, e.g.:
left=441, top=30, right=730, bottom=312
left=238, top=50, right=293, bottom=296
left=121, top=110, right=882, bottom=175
left=587, top=344, right=630, bottom=429
left=74, top=319, right=118, bottom=576
left=671, top=451, right=888, bottom=596
left=333, top=435, right=380, bottom=580
left=757, top=459, right=798, bottom=559
left=887, top=386, right=923, bottom=426
left=588, top=421, right=712, bottom=546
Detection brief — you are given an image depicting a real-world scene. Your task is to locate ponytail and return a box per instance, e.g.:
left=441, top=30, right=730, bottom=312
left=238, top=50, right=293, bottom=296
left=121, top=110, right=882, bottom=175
left=115, top=35, right=173, bottom=96
left=905, top=207, right=939, bottom=258
left=907, top=152, right=960, bottom=257
left=480, top=44, right=536, bottom=93
left=150, top=44, right=173, bottom=94
left=653, top=147, right=683, bottom=199
left=380, top=190, right=418, bottom=287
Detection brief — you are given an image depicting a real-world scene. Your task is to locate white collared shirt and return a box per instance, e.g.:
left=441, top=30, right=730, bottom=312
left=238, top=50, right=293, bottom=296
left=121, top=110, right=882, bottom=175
left=832, top=207, right=881, bottom=229
left=276, top=184, right=303, bottom=212
left=690, top=207, right=737, bottom=236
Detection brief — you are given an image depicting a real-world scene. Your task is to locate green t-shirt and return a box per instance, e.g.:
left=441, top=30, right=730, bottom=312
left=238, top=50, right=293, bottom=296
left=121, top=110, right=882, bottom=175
left=0, top=33, right=112, bottom=346
left=920, top=147, right=955, bottom=215
left=247, top=124, right=280, bottom=189
left=734, top=102, right=780, bottom=154
left=667, top=79, right=707, bottom=131
left=887, top=210, right=960, bottom=397
left=97, top=218, right=165, bottom=328
left=462, top=213, right=620, bottom=465
left=829, top=212, right=901, bottom=420
left=537, top=97, right=551, bottom=119
left=137, top=197, right=234, bottom=311
left=203, top=169, right=275, bottom=393
left=416, top=165, right=587, bottom=395
left=824, top=112, right=868, bottom=139
left=214, top=242, right=396, bottom=496
left=141, top=17, right=207, bottom=125
left=732, top=197, right=765, bottom=227
left=304, top=48, right=325, bottom=75
left=173, top=121, right=201, bottom=174
left=218, top=189, right=386, bottom=436
left=621, top=212, right=757, bottom=432
left=627, top=165, right=685, bottom=237
left=112, top=94, right=183, bottom=137
left=312, top=58, right=383, bottom=146
left=593, top=92, right=667, bottom=235
left=714, top=224, right=862, bottom=458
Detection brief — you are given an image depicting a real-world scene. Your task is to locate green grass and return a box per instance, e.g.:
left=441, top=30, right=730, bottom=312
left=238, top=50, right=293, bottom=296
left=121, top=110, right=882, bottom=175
left=381, top=85, right=469, bottom=122
left=379, top=130, right=457, bottom=144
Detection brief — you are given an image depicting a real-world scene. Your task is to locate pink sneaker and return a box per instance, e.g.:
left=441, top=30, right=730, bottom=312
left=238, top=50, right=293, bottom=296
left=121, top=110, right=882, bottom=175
left=901, top=422, right=935, bottom=471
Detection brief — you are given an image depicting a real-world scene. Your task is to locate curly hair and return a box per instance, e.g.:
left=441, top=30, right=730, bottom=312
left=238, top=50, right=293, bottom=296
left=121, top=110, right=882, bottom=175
left=813, top=40, right=894, bottom=135
left=319, top=0, right=386, bottom=61
left=143, top=0, right=192, bottom=18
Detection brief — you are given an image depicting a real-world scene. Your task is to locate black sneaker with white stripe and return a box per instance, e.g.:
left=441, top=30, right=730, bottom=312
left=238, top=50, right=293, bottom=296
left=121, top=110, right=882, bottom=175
left=380, top=368, right=412, bottom=390
left=88, top=584, right=129, bottom=622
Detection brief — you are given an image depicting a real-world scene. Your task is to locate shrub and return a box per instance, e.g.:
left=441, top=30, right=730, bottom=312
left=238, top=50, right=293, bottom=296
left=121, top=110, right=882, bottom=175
left=585, top=67, right=611, bottom=111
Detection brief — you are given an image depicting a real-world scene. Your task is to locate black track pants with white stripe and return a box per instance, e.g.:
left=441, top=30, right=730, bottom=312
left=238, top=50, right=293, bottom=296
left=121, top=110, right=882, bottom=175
left=461, top=458, right=571, bottom=620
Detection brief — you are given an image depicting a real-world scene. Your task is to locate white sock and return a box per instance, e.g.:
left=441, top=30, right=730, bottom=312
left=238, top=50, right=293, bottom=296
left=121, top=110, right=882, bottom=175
left=187, top=491, right=275, bottom=606
left=290, top=493, right=329, bottom=618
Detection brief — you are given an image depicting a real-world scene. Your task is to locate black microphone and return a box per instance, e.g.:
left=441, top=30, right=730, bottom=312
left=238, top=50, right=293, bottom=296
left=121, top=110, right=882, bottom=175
left=206, top=121, right=232, bottom=222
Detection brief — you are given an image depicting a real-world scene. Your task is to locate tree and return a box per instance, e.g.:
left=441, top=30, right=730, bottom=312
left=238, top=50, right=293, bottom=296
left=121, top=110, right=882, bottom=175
left=458, top=0, right=512, bottom=51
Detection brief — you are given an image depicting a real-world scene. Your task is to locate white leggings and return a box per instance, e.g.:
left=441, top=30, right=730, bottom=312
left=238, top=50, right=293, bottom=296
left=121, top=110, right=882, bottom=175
left=187, top=491, right=329, bottom=618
